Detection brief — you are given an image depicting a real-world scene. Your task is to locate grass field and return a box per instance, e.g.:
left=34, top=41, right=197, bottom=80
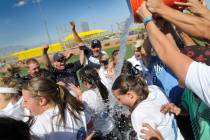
left=67, top=45, right=133, bottom=63
left=1, top=45, right=134, bottom=77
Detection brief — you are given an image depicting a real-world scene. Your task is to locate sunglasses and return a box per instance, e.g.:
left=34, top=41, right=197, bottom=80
left=91, top=45, right=101, bottom=49
left=100, top=60, right=109, bottom=65
left=57, top=58, right=65, bottom=62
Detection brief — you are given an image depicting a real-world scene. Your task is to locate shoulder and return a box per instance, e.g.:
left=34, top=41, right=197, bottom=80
left=185, top=61, right=210, bottom=85
left=131, top=105, right=148, bottom=132
left=82, top=90, right=96, bottom=101
left=148, top=85, right=168, bottom=101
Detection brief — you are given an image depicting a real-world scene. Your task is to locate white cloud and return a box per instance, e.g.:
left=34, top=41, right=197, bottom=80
left=13, top=0, right=27, bottom=7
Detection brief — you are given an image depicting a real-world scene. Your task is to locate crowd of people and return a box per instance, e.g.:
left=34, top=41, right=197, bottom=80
left=0, top=0, right=210, bottom=140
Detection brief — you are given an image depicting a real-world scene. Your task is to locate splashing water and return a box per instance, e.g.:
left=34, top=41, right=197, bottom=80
left=106, top=15, right=138, bottom=140
left=114, top=15, right=133, bottom=79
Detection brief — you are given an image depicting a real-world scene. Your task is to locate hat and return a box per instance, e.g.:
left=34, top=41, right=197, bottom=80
left=91, top=39, right=102, bottom=48
left=134, top=40, right=144, bottom=48
left=53, top=52, right=65, bottom=62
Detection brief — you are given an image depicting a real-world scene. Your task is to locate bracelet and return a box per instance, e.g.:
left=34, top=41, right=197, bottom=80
left=143, top=15, right=153, bottom=25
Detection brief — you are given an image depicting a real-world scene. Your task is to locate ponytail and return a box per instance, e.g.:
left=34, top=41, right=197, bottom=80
left=56, top=84, right=84, bottom=124
left=23, top=78, right=84, bottom=127
left=79, top=65, right=109, bottom=103
left=93, top=77, right=109, bottom=103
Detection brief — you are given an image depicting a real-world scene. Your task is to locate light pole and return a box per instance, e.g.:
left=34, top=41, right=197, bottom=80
left=35, top=0, right=52, bottom=44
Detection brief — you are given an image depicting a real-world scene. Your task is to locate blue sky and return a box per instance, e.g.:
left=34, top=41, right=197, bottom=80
left=0, top=0, right=210, bottom=54
left=0, top=0, right=130, bottom=53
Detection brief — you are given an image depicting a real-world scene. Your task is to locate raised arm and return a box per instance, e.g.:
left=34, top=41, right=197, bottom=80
left=174, top=0, right=210, bottom=20
left=70, top=21, right=85, bottom=45
left=137, top=2, right=193, bottom=84
left=146, top=0, right=210, bottom=41
left=79, top=45, right=85, bottom=65
left=42, top=44, right=53, bottom=70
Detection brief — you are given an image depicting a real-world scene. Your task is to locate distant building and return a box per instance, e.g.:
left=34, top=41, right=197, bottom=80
left=80, top=22, right=90, bottom=32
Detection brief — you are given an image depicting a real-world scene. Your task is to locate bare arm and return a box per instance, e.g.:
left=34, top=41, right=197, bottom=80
left=79, top=45, right=85, bottom=65
left=174, top=0, right=210, bottom=20
left=42, top=44, right=53, bottom=70
left=70, top=21, right=85, bottom=45
left=137, top=2, right=193, bottom=84
left=143, top=21, right=181, bottom=67
left=176, top=29, right=196, bottom=46
left=146, top=0, right=210, bottom=41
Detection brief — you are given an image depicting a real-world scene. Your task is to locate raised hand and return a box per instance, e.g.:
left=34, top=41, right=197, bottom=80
left=146, top=0, right=166, bottom=13
left=68, top=83, right=82, bottom=99
left=70, top=21, right=76, bottom=31
left=43, top=44, right=49, bottom=54
left=174, top=0, right=208, bottom=15
left=136, top=1, right=152, bottom=20
left=63, top=50, right=73, bottom=59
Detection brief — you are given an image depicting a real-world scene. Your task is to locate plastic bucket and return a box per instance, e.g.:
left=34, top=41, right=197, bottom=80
left=126, top=0, right=187, bottom=22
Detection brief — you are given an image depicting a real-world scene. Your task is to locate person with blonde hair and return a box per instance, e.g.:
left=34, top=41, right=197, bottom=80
left=0, top=77, right=24, bottom=120
left=22, top=78, right=87, bottom=140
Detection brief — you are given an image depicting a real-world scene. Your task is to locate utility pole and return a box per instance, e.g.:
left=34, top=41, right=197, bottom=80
left=35, top=0, right=52, bottom=44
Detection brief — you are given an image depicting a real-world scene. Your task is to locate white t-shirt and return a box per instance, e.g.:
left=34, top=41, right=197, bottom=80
left=131, top=85, right=183, bottom=140
left=0, top=97, right=25, bottom=120
left=98, top=66, right=113, bottom=91
left=98, top=67, right=117, bottom=106
left=82, top=88, right=114, bottom=136
left=31, top=106, right=87, bottom=140
left=185, top=61, right=210, bottom=107
left=127, top=56, right=148, bottom=72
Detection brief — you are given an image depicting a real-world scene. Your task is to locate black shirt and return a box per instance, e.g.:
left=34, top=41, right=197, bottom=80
left=23, top=69, right=54, bottom=82
left=50, top=60, right=82, bottom=86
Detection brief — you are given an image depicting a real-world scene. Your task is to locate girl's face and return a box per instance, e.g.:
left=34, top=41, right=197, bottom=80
left=82, top=80, right=92, bottom=89
left=113, top=53, right=119, bottom=63
left=134, top=48, right=142, bottom=60
left=112, top=89, right=132, bottom=107
left=22, top=89, right=42, bottom=116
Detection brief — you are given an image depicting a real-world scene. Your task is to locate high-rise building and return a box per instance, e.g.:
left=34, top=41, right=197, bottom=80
left=80, top=21, right=90, bottom=32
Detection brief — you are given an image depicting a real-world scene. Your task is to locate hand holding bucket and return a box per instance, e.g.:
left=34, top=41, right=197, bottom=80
left=127, top=0, right=187, bottom=22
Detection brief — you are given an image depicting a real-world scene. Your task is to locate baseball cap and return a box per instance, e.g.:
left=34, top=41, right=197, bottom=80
left=91, top=39, right=102, bottom=48
left=53, top=52, right=65, bottom=62
left=134, top=40, right=144, bottom=49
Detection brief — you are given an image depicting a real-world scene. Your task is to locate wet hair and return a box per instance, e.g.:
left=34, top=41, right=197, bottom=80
left=121, top=61, right=143, bottom=77
left=0, top=117, right=31, bottom=140
left=79, top=65, right=109, bottom=103
left=22, top=78, right=84, bottom=125
left=112, top=74, right=149, bottom=101
left=26, top=58, right=39, bottom=65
